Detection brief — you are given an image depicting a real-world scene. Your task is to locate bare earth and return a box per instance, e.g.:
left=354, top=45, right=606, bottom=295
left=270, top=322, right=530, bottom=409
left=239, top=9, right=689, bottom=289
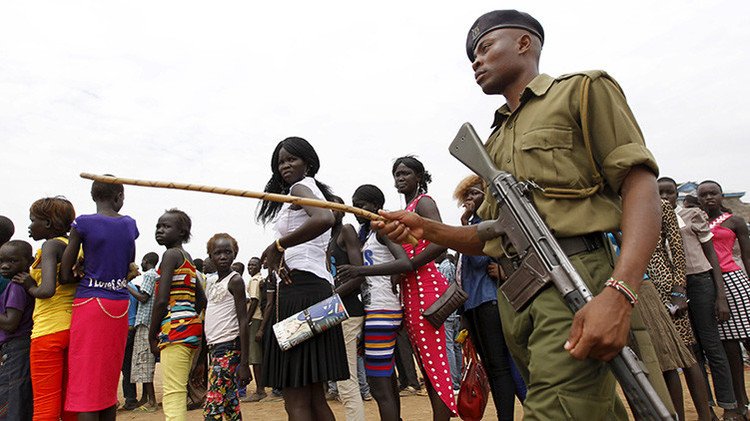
left=115, top=364, right=739, bottom=420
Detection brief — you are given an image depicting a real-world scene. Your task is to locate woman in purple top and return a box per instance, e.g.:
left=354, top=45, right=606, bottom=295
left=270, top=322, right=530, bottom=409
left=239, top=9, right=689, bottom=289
left=61, top=178, right=139, bottom=420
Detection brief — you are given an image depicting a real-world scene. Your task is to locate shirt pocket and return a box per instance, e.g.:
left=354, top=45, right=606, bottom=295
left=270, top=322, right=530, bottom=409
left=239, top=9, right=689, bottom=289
left=520, top=127, right=581, bottom=188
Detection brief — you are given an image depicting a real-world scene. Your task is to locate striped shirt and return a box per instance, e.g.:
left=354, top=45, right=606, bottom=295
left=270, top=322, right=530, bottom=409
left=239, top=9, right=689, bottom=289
left=157, top=256, right=203, bottom=349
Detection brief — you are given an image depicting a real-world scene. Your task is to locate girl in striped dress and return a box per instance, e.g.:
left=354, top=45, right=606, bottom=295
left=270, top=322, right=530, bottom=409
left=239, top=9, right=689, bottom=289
left=150, top=209, right=206, bottom=421
left=337, top=184, right=413, bottom=421
left=698, top=180, right=750, bottom=413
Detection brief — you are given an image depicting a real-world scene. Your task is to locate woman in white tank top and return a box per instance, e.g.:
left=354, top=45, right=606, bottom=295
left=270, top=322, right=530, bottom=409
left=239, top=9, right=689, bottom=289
left=255, top=137, right=349, bottom=420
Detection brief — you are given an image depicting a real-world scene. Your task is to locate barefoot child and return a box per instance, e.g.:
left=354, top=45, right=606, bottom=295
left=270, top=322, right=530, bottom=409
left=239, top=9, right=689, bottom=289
left=17, top=197, right=78, bottom=420
left=128, top=252, right=160, bottom=412
left=336, top=185, right=413, bottom=421
left=204, top=233, right=251, bottom=419
left=150, top=209, right=205, bottom=421
left=61, top=179, right=139, bottom=420
left=0, top=240, right=35, bottom=420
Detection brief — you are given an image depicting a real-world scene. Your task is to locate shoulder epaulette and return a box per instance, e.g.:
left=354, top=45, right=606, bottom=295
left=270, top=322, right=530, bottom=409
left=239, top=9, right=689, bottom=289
left=556, top=70, right=609, bottom=81
left=557, top=70, right=625, bottom=96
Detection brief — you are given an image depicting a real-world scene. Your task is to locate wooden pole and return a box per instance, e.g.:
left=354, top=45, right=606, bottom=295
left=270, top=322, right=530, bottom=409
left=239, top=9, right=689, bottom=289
left=79, top=172, right=418, bottom=245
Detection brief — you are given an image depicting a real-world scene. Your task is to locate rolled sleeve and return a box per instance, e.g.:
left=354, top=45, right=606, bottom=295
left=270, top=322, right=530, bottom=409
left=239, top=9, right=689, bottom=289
left=588, top=75, right=659, bottom=193
left=600, top=143, right=659, bottom=193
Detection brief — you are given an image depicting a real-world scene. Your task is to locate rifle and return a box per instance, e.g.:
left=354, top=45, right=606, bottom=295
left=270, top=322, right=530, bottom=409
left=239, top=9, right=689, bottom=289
left=449, top=122, right=674, bottom=421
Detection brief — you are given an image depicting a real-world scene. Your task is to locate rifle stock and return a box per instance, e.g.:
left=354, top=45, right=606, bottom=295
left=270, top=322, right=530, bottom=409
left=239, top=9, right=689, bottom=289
left=449, top=122, right=674, bottom=421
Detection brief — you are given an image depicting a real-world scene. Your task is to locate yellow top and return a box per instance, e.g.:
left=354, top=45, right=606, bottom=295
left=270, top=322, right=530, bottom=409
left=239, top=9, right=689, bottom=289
left=478, top=71, right=659, bottom=257
left=29, top=236, right=79, bottom=339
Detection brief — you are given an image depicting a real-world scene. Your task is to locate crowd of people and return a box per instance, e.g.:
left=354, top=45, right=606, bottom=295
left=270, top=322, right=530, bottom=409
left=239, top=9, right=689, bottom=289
left=1, top=153, right=748, bottom=421
left=1, top=8, right=749, bottom=421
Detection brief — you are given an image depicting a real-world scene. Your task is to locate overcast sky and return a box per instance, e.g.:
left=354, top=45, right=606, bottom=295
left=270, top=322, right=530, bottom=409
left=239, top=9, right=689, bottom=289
left=1, top=0, right=748, bottom=268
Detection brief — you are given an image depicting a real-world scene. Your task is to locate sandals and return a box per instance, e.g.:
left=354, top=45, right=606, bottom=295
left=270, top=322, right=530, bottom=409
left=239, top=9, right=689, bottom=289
left=135, top=404, right=159, bottom=413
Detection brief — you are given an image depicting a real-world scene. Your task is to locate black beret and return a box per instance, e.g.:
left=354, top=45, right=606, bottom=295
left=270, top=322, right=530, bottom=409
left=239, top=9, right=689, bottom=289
left=466, top=10, right=544, bottom=61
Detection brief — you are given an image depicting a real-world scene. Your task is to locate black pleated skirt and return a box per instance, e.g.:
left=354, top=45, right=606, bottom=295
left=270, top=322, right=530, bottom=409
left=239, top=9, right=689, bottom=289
left=262, top=270, right=349, bottom=388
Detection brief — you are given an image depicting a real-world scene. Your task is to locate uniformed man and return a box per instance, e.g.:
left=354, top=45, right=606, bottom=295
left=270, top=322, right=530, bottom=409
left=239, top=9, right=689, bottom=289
left=375, top=10, right=672, bottom=419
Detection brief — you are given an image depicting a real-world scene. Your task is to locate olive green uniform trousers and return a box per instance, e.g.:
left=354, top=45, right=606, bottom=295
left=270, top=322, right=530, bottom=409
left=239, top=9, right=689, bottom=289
left=497, top=246, right=675, bottom=420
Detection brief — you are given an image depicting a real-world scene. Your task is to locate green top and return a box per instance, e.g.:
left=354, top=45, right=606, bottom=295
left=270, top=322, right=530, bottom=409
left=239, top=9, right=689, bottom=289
left=477, top=71, right=658, bottom=256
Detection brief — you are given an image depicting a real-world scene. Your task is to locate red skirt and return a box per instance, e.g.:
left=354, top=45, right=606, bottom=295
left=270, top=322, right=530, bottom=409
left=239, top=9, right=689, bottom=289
left=65, top=297, right=129, bottom=412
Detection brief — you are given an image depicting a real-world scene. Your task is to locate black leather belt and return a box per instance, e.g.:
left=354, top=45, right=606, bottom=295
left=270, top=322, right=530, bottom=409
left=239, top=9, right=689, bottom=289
left=557, top=233, right=604, bottom=257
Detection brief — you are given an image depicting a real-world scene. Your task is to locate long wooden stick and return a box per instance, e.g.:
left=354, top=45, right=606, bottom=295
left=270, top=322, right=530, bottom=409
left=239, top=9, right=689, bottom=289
left=80, top=172, right=418, bottom=245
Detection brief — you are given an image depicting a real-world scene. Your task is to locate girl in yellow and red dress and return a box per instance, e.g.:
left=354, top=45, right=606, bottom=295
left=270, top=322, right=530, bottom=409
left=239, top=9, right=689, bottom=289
left=391, top=156, right=456, bottom=419
left=20, top=197, right=78, bottom=421
left=149, top=209, right=205, bottom=421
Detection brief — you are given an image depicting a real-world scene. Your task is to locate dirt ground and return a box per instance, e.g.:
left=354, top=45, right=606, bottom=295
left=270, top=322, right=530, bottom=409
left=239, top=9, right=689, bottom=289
left=115, top=364, right=734, bottom=420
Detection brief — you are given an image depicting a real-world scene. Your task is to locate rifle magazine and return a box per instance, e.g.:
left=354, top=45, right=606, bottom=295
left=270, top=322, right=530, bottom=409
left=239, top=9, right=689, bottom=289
left=499, top=250, right=552, bottom=311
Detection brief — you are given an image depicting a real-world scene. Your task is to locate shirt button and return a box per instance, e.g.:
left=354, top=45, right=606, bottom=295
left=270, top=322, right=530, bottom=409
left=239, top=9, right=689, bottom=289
left=507, top=122, right=514, bottom=129
left=506, top=158, right=511, bottom=163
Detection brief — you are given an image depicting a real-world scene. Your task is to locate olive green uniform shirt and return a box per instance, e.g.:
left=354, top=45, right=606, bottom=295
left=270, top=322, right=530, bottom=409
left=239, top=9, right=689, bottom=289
left=478, top=71, right=659, bottom=257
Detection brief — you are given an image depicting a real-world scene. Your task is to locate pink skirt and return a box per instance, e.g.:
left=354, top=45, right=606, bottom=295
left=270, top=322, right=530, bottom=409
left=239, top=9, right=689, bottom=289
left=65, top=297, right=129, bottom=412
